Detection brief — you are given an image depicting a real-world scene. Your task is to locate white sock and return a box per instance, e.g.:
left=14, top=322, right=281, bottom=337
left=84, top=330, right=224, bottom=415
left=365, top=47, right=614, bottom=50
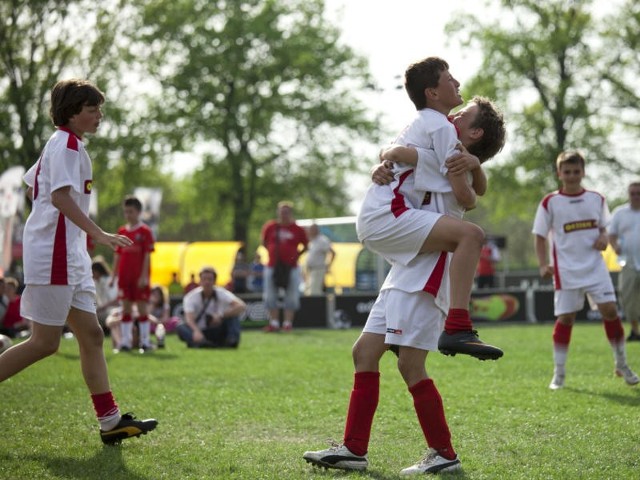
left=120, top=322, right=133, bottom=348
left=99, top=410, right=121, bottom=431
left=269, top=319, right=280, bottom=328
left=138, top=321, right=151, bottom=347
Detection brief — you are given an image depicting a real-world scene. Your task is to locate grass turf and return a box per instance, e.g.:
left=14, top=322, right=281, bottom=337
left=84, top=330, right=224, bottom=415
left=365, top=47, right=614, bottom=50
left=0, top=323, right=639, bottom=479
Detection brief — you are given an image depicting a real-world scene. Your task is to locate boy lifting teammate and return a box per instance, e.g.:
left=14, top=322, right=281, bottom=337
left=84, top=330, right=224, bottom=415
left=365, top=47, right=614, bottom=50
left=0, top=79, right=157, bottom=444
left=533, top=150, right=639, bottom=389
left=356, top=56, right=503, bottom=360
left=304, top=59, right=506, bottom=475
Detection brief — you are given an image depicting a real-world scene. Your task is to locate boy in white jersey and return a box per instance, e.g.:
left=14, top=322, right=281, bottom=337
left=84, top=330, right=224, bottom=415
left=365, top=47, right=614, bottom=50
left=0, top=79, right=158, bottom=444
left=356, top=57, right=503, bottom=361
left=532, top=151, right=639, bottom=389
left=304, top=97, right=506, bottom=475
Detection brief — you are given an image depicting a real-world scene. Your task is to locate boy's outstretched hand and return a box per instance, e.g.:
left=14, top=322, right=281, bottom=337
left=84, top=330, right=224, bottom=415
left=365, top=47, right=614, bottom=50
left=94, top=231, right=133, bottom=250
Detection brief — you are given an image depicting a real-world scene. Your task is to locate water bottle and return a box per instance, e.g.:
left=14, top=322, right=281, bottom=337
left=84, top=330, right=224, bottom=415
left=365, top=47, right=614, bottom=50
left=155, top=323, right=166, bottom=348
left=617, top=253, right=627, bottom=267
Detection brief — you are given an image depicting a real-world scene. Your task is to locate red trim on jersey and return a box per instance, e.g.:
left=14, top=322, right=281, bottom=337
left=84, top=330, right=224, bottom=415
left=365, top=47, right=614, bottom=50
left=33, top=157, right=43, bottom=200
left=541, top=192, right=557, bottom=210
left=552, top=243, right=561, bottom=289
left=391, top=170, right=414, bottom=218
left=58, top=126, right=81, bottom=150
left=423, top=251, right=448, bottom=296
left=51, top=212, right=68, bottom=285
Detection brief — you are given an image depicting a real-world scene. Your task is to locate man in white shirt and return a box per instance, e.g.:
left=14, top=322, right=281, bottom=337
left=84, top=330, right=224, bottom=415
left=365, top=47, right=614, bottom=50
left=304, top=224, right=335, bottom=295
left=609, top=181, right=640, bottom=341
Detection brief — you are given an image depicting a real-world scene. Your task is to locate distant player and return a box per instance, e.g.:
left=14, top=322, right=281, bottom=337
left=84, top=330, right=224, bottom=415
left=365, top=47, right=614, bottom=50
left=532, top=150, right=639, bottom=389
left=0, top=78, right=157, bottom=444
left=111, top=195, right=155, bottom=352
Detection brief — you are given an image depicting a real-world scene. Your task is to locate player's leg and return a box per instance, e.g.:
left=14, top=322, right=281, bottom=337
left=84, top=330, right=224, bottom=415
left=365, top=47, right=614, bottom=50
left=422, top=216, right=503, bottom=360
left=263, top=267, right=281, bottom=332
left=304, top=295, right=389, bottom=471
left=549, top=289, right=582, bottom=389
left=281, top=267, right=301, bottom=331
left=136, top=296, right=152, bottom=351
left=0, top=322, right=62, bottom=381
left=119, top=295, right=134, bottom=350
left=618, top=267, right=640, bottom=340
left=67, top=300, right=158, bottom=444
left=597, top=300, right=639, bottom=386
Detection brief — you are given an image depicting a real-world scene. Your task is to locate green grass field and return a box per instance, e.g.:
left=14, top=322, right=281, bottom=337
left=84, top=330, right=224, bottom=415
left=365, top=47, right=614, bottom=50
left=0, top=323, right=639, bottom=479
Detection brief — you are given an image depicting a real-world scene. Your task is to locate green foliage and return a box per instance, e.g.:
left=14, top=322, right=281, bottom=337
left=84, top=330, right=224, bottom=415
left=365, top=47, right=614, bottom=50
left=1, top=324, right=639, bottom=479
left=447, top=0, right=640, bottom=268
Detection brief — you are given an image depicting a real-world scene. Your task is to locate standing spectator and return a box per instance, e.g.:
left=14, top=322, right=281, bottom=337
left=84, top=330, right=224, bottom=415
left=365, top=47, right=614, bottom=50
left=184, top=273, right=198, bottom=294
left=176, top=266, right=246, bottom=348
left=261, top=201, right=308, bottom=332
left=609, top=181, right=640, bottom=341
left=111, top=195, right=155, bottom=353
left=0, top=78, right=156, bottom=444
left=304, top=223, right=336, bottom=295
left=167, top=272, right=183, bottom=298
left=0, top=277, right=29, bottom=338
left=476, top=238, right=501, bottom=289
left=533, top=150, right=639, bottom=389
left=248, top=251, right=265, bottom=293
left=230, top=248, right=251, bottom=293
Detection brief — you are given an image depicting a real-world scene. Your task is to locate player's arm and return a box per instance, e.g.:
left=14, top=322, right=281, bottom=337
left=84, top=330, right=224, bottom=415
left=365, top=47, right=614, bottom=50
left=609, top=233, right=621, bottom=254
left=448, top=169, right=476, bottom=210
left=534, top=234, right=554, bottom=278
left=51, top=186, right=132, bottom=250
left=446, top=145, right=487, bottom=196
left=380, top=144, right=418, bottom=165
left=593, top=227, right=608, bottom=251
left=139, top=252, right=150, bottom=287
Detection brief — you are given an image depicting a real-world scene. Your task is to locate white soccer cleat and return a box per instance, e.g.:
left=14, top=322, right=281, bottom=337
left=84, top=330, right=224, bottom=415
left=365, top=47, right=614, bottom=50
left=549, top=372, right=565, bottom=390
left=400, top=448, right=461, bottom=476
left=303, top=441, right=368, bottom=471
left=615, top=365, right=640, bottom=386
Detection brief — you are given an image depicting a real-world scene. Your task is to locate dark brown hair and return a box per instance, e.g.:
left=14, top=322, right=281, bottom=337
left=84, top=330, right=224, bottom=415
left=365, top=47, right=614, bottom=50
left=123, top=195, right=143, bottom=211
left=556, top=151, right=585, bottom=170
left=50, top=78, right=104, bottom=126
left=466, top=96, right=506, bottom=163
left=404, top=57, right=449, bottom=110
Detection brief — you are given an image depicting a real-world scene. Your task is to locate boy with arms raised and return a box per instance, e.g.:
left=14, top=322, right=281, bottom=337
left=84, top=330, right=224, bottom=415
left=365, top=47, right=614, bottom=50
left=0, top=79, right=158, bottom=444
left=304, top=91, right=506, bottom=474
left=533, top=151, right=639, bottom=389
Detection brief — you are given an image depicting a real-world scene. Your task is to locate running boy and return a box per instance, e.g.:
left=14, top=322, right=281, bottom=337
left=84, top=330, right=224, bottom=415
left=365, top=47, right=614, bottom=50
left=111, top=195, right=155, bottom=352
left=304, top=97, right=506, bottom=475
left=0, top=78, right=157, bottom=444
left=356, top=57, right=504, bottom=360
left=532, top=150, right=639, bottom=389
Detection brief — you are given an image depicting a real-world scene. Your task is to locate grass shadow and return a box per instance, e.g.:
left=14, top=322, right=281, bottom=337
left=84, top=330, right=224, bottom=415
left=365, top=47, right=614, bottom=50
left=6, top=445, right=150, bottom=480
left=564, top=385, right=640, bottom=406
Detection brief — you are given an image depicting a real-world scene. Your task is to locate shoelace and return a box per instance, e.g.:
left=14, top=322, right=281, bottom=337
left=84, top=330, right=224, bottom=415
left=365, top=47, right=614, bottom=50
left=326, top=439, right=343, bottom=451
left=417, top=449, right=439, bottom=465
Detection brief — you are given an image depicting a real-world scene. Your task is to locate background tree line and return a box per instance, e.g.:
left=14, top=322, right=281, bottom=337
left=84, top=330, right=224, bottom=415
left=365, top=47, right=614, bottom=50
left=1, top=0, right=638, bottom=268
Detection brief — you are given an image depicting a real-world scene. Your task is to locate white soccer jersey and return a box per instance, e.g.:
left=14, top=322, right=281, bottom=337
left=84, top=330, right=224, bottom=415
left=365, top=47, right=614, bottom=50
left=356, top=111, right=458, bottom=264
left=609, top=204, right=640, bottom=270
left=23, top=127, right=93, bottom=286
left=532, top=189, right=611, bottom=290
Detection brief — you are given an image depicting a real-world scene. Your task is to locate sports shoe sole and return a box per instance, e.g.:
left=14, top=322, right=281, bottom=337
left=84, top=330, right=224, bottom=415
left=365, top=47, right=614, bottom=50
left=439, top=347, right=503, bottom=361
left=101, top=419, right=158, bottom=445
left=303, top=456, right=367, bottom=471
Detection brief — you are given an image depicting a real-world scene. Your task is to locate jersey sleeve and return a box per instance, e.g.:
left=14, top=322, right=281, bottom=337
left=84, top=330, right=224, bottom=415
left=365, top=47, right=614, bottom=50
left=23, top=162, right=38, bottom=188
left=599, top=197, right=611, bottom=228
left=532, top=202, right=550, bottom=237
left=413, top=124, right=458, bottom=192
left=49, top=141, right=83, bottom=194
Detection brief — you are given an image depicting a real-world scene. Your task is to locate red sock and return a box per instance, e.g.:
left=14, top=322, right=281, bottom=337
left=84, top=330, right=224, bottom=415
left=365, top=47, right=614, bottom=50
left=91, top=391, right=119, bottom=420
left=552, top=321, right=572, bottom=347
left=444, top=308, right=472, bottom=334
left=122, top=313, right=133, bottom=323
left=343, top=372, right=380, bottom=457
left=603, top=317, right=624, bottom=345
left=409, top=379, right=456, bottom=460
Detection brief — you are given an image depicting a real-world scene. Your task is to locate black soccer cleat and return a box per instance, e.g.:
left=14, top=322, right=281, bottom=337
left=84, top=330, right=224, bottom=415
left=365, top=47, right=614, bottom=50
left=100, top=413, right=158, bottom=445
left=438, top=330, right=503, bottom=361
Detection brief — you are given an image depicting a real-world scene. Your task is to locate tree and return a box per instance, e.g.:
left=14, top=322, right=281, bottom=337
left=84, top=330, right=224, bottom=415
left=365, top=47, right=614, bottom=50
left=132, top=0, right=380, bottom=247
left=446, top=0, right=640, bottom=268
